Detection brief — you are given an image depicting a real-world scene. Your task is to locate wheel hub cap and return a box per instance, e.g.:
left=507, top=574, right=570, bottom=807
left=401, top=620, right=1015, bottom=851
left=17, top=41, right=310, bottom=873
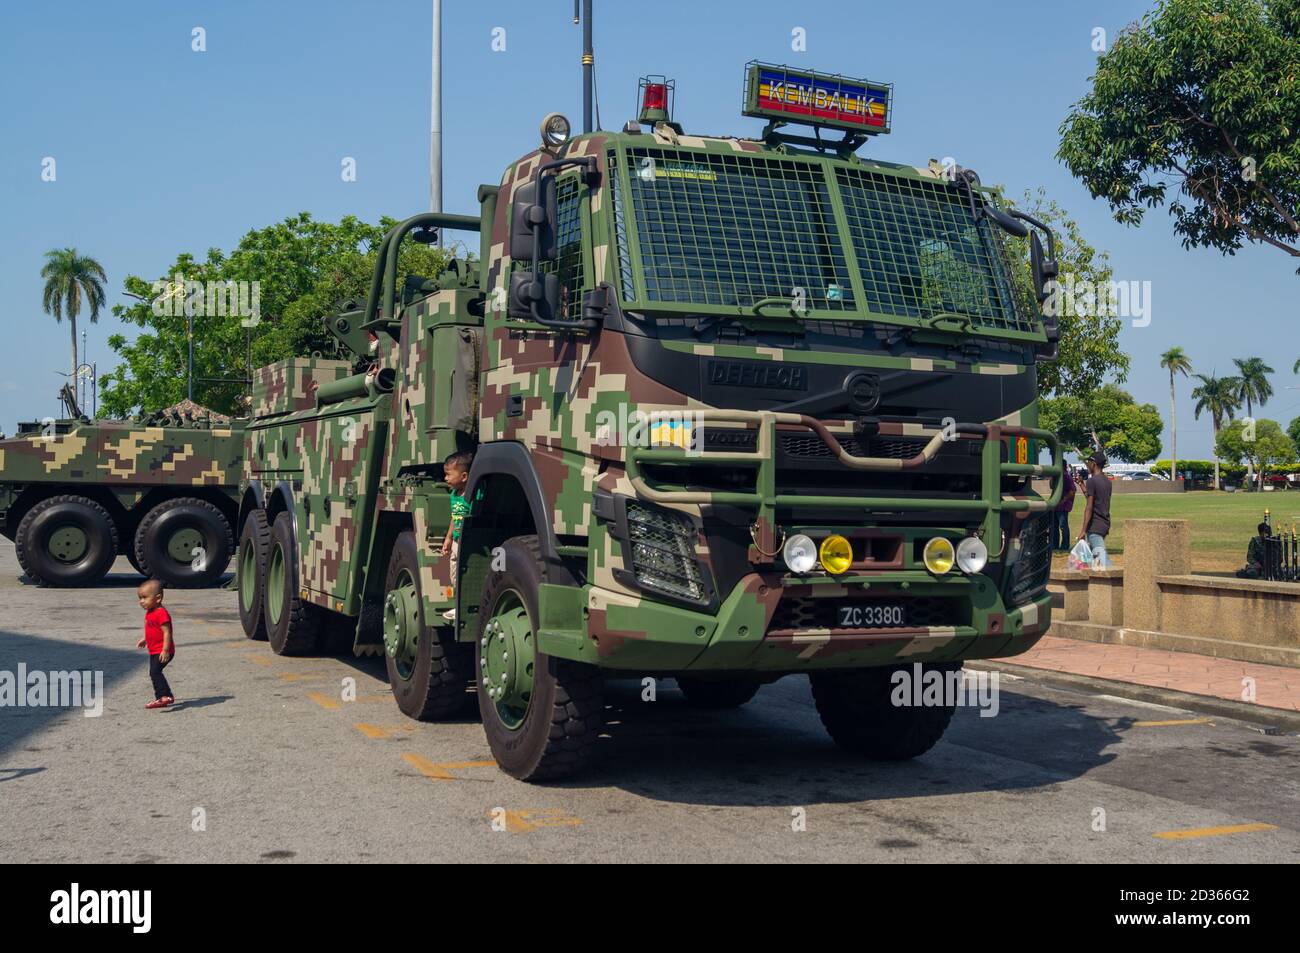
left=384, top=570, right=420, bottom=677
left=167, top=526, right=204, bottom=563
left=480, top=595, right=535, bottom=729
left=48, top=526, right=88, bottom=563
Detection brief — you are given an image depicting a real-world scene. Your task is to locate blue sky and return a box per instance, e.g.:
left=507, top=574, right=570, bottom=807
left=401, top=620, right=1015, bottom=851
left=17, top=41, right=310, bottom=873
left=1, top=0, right=1294, bottom=458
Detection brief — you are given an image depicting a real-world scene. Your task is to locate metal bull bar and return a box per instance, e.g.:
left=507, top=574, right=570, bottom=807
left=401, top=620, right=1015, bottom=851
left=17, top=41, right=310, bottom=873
left=625, top=409, right=1063, bottom=563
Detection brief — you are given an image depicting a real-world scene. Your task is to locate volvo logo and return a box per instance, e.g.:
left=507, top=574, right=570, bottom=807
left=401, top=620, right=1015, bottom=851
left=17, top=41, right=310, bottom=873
left=845, top=371, right=881, bottom=413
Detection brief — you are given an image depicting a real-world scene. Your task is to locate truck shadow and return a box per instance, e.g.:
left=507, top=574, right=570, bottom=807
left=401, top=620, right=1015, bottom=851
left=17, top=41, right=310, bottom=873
left=569, top=677, right=1123, bottom=805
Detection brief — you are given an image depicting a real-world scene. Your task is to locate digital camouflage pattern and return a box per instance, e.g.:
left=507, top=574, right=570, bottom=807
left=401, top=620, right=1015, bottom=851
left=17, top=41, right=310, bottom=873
left=238, top=99, right=1063, bottom=778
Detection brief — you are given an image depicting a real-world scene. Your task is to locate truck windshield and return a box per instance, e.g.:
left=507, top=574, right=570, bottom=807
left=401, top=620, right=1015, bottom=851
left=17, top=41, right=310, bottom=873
left=609, top=146, right=1039, bottom=338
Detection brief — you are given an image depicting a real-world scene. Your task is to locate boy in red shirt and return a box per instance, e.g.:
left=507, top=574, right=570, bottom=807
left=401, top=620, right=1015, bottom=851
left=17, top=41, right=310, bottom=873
left=135, top=579, right=175, bottom=709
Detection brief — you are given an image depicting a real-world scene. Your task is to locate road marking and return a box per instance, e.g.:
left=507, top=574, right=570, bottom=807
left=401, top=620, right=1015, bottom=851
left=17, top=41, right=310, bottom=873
left=246, top=654, right=272, bottom=667
left=278, top=672, right=328, bottom=683
left=402, top=753, right=495, bottom=781
left=354, top=723, right=391, bottom=739
left=357, top=693, right=395, bottom=703
left=1133, top=718, right=1212, bottom=728
left=1153, top=822, right=1278, bottom=841
left=488, top=808, right=583, bottom=834
left=307, top=691, right=341, bottom=711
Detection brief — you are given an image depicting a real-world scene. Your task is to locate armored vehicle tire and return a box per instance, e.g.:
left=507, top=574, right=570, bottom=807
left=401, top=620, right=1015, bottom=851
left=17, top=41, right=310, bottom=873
left=476, top=535, right=604, bottom=782
left=809, top=663, right=960, bottom=760
left=15, top=494, right=117, bottom=587
left=237, top=510, right=271, bottom=641
left=125, top=547, right=146, bottom=576
left=676, top=676, right=762, bottom=709
left=264, top=512, right=320, bottom=656
left=383, top=530, right=474, bottom=720
left=134, top=497, right=234, bottom=588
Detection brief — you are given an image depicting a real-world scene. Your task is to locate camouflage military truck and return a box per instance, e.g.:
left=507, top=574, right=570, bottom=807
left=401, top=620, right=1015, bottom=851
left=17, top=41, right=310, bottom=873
left=236, top=63, right=1064, bottom=781
left=0, top=386, right=243, bottom=587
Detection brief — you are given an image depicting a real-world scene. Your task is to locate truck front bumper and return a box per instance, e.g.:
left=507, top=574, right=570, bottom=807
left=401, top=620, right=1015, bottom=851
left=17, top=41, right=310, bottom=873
left=538, top=571, right=1051, bottom=673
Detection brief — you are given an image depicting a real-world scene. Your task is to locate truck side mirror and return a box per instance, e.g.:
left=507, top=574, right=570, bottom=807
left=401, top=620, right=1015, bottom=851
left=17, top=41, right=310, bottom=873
left=508, top=271, right=560, bottom=322
left=1029, top=231, right=1058, bottom=303
left=509, top=177, right=557, bottom=263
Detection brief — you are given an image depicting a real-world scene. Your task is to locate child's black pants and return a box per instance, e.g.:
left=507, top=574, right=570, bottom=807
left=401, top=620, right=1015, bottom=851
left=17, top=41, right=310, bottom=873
left=149, top=655, right=172, bottom=699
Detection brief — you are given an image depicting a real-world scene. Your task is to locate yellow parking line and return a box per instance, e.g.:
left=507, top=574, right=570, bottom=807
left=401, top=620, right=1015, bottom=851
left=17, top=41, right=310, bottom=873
left=307, top=691, right=341, bottom=711
left=1154, top=823, right=1277, bottom=841
left=278, top=672, right=328, bottom=683
left=402, top=753, right=495, bottom=781
left=246, top=654, right=272, bottom=667
left=354, top=723, right=391, bottom=739
left=1133, top=718, right=1212, bottom=728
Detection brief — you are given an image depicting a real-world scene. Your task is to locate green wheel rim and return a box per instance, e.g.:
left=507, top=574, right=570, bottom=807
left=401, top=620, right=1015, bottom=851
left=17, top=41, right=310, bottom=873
left=167, top=526, right=204, bottom=563
left=239, top=540, right=257, bottom=612
left=47, top=525, right=89, bottom=563
left=481, top=589, right=536, bottom=731
left=383, top=567, right=421, bottom=681
left=266, top=542, right=286, bottom=626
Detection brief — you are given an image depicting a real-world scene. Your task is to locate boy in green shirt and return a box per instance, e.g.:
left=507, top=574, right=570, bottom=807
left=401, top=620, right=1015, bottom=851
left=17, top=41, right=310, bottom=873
left=440, top=451, right=473, bottom=620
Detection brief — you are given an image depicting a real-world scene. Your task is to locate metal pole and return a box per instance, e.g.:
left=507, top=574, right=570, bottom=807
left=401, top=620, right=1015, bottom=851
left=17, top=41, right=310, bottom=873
left=187, top=312, right=194, bottom=402
left=430, top=0, right=443, bottom=243
left=582, top=0, right=593, bottom=133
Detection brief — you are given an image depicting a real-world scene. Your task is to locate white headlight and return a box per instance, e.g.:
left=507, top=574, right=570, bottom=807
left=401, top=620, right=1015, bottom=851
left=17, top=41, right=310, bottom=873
left=956, top=536, right=988, bottom=574
left=783, top=533, right=818, bottom=574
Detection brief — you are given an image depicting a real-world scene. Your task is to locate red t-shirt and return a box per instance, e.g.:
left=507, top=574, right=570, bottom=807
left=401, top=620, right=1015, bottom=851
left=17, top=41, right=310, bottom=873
left=145, top=606, right=174, bottom=655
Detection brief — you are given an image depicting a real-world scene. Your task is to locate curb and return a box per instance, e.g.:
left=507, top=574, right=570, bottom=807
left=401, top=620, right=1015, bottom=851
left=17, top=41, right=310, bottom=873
left=966, top=660, right=1300, bottom=734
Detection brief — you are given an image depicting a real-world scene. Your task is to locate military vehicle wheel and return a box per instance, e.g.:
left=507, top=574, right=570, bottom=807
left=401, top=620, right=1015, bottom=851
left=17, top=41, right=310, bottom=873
left=237, top=510, right=270, bottom=641
left=476, top=535, right=604, bottom=781
left=125, top=547, right=146, bottom=576
left=15, top=494, right=117, bottom=587
left=264, top=512, right=320, bottom=655
left=383, top=530, right=473, bottom=719
left=809, top=662, right=960, bottom=760
left=676, top=676, right=762, bottom=709
left=134, top=497, right=234, bottom=588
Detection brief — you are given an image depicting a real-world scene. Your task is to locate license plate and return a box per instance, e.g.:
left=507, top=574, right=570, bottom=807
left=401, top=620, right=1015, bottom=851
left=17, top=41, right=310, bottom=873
left=836, top=603, right=908, bottom=629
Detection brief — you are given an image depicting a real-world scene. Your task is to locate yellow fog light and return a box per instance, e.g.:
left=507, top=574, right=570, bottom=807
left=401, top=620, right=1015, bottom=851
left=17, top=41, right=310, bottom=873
left=819, top=534, right=853, bottom=574
left=923, top=537, right=955, bottom=575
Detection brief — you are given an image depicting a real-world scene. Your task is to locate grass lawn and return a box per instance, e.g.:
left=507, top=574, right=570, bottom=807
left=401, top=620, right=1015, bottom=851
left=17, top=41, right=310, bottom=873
left=1052, top=489, right=1296, bottom=572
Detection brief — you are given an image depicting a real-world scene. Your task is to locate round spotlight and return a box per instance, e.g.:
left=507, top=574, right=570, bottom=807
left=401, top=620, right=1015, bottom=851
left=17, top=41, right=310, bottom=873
left=956, top=536, right=988, bottom=574
left=783, top=534, right=818, bottom=574
left=922, top=537, right=955, bottom=575
left=819, top=534, right=853, bottom=575
left=540, top=112, right=572, bottom=148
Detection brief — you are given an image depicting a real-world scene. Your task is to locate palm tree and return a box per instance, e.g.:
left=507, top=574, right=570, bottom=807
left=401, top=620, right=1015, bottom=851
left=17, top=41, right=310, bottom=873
left=1232, top=357, right=1274, bottom=489
left=41, top=248, right=107, bottom=382
left=1159, top=346, right=1192, bottom=483
left=1191, top=373, right=1241, bottom=490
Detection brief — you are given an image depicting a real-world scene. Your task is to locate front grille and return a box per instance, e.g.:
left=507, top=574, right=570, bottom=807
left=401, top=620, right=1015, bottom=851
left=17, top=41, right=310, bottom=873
left=1005, top=513, right=1052, bottom=606
left=625, top=501, right=706, bottom=602
left=769, top=596, right=957, bottom=632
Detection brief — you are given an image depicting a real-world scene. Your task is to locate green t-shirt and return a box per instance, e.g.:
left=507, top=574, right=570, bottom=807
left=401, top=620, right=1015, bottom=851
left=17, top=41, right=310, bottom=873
left=449, top=489, right=470, bottom=540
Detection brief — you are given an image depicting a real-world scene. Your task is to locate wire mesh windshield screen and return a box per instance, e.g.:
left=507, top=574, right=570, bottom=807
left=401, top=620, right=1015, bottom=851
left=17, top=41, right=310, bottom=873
left=612, top=146, right=1037, bottom=335
left=617, top=147, right=856, bottom=311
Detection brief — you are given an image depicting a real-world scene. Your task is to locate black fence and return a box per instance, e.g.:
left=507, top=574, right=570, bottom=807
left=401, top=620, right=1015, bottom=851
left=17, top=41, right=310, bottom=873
left=1261, top=523, right=1299, bottom=582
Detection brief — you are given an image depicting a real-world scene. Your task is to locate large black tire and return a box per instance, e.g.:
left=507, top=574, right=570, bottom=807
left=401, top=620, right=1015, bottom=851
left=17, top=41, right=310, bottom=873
left=133, top=496, right=233, bottom=588
left=383, top=530, right=474, bottom=719
left=237, top=510, right=270, bottom=641
left=263, top=512, right=320, bottom=656
left=676, top=676, right=762, bottom=709
left=477, top=535, right=604, bottom=782
left=15, top=495, right=117, bottom=587
left=809, top=662, right=960, bottom=760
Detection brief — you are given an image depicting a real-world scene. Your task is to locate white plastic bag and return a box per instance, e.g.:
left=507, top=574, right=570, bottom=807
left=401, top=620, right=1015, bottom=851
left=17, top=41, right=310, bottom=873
left=1068, top=538, right=1093, bottom=571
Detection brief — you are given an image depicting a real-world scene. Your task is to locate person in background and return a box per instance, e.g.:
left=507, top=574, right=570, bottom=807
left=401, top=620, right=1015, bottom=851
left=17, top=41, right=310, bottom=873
left=1237, top=522, right=1271, bottom=579
left=1077, top=451, right=1113, bottom=568
left=1053, top=463, right=1077, bottom=551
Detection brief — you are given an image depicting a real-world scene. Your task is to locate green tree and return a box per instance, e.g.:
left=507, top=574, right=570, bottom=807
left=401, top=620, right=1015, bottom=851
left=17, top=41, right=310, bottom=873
left=1159, top=346, right=1193, bottom=482
left=1058, top=0, right=1300, bottom=269
left=1011, top=188, right=1130, bottom=399
left=1232, top=356, right=1274, bottom=418
left=1040, top=384, right=1164, bottom=463
left=41, top=247, right=107, bottom=381
left=1191, top=372, right=1242, bottom=488
left=1289, top=415, right=1300, bottom=448
left=1216, top=418, right=1297, bottom=485
left=99, top=213, right=451, bottom=417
